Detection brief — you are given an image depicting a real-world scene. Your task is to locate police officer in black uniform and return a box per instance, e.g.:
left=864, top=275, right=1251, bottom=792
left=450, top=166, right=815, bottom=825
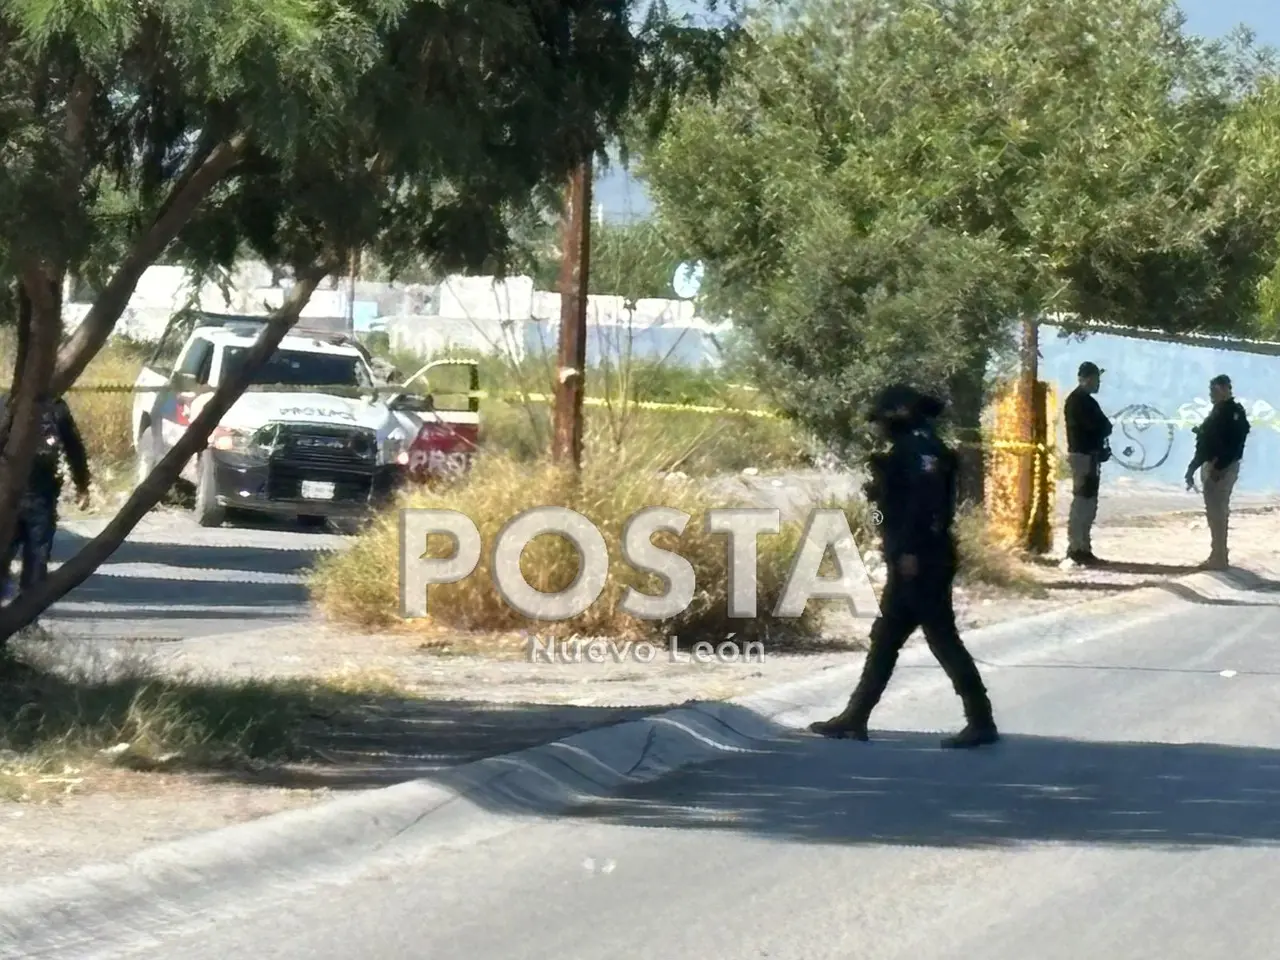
left=1184, top=374, right=1250, bottom=569
left=809, top=384, right=998, bottom=749
left=1, top=394, right=91, bottom=598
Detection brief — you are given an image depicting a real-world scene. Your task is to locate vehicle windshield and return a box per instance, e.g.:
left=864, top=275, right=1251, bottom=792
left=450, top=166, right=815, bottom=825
left=221, top=347, right=371, bottom=389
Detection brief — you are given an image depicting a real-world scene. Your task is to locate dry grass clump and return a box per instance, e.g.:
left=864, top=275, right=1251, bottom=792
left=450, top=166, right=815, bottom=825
left=0, top=331, right=147, bottom=492
left=821, top=494, right=1041, bottom=593
left=0, top=638, right=397, bottom=802
left=310, top=446, right=826, bottom=646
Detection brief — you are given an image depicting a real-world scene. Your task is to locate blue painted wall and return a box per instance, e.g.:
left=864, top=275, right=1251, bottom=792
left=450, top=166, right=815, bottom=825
left=1039, top=324, right=1280, bottom=492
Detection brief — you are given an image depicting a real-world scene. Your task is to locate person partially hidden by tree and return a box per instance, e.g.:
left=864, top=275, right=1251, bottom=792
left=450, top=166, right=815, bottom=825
left=809, top=385, right=998, bottom=750
left=0, top=394, right=91, bottom=604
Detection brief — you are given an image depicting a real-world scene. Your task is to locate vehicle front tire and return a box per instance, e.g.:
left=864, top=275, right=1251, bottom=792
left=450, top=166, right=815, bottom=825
left=193, top=453, right=226, bottom=528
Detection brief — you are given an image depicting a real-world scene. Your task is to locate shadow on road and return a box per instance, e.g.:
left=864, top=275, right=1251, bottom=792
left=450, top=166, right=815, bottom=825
left=0, top=642, right=674, bottom=797
left=1087, top=561, right=1202, bottom=576
left=51, top=527, right=334, bottom=576
left=248, top=699, right=674, bottom=791
left=555, top=728, right=1280, bottom=849
left=36, top=528, right=336, bottom=626
left=14, top=630, right=1280, bottom=851
left=1034, top=567, right=1280, bottom=608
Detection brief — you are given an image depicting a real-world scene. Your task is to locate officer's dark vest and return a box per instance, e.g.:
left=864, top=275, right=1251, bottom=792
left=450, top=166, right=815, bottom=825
left=36, top=404, right=63, bottom=463
left=26, top=403, right=65, bottom=498
left=880, top=427, right=957, bottom=551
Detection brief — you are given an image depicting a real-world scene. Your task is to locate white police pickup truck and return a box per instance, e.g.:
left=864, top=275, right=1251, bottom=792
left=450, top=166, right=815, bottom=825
left=131, top=312, right=420, bottom=528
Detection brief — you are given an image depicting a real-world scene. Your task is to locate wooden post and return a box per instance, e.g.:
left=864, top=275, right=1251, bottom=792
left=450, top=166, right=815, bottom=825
left=346, top=248, right=360, bottom=335
left=1018, top=317, right=1048, bottom=552
left=552, top=160, right=592, bottom=469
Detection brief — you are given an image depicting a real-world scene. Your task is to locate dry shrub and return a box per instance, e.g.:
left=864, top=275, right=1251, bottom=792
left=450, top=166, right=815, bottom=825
left=820, top=492, right=1039, bottom=592
left=65, top=344, right=146, bottom=469
left=0, top=330, right=145, bottom=482
left=309, top=448, right=824, bottom=646
left=479, top=397, right=809, bottom=475
left=954, top=505, right=1042, bottom=593
left=0, top=637, right=390, bottom=801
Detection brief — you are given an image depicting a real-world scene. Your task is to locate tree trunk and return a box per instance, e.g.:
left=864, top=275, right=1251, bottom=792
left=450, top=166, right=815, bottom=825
left=948, top=351, right=988, bottom=507
left=49, top=135, right=247, bottom=396
left=0, top=269, right=63, bottom=588
left=1017, top=316, right=1040, bottom=549
left=552, top=160, right=592, bottom=469
left=1, top=285, right=33, bottom=441
left=0, top=266, right=328, bottom=646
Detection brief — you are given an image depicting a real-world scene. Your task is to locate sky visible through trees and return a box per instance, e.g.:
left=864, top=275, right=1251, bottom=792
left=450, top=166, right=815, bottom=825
left=594, top=0, right=1280, bottom=223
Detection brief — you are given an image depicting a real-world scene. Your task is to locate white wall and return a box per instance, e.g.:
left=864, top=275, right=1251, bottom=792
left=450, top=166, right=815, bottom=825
left=62, top=264, right=725, bottom=370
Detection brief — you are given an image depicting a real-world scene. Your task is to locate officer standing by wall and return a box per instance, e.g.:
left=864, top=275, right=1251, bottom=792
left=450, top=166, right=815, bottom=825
left=1184, top=374, right=1249, bottom=570
left=809, top=385, right=998, bottom=750
left=1063, top=361, right=1112, bottom=565
left=0, top=394, right=92, bottom=600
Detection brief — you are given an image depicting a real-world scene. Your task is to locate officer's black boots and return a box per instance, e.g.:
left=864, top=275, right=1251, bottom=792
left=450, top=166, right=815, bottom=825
left=808, top=713, right=869, bottom=741
left=940, top=722, right=1000, bottom=749
left=941, top=692, right=999, bottom=749
left=1068, top=549, right=1105, bottom=566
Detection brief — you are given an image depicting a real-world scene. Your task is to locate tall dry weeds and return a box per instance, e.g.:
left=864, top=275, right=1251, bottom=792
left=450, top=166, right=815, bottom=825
left=310, top=446, right=824, bottom=645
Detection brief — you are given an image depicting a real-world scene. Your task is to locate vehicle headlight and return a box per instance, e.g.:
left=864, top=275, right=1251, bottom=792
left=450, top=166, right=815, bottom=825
left=210, top=426, right=259, bottom=454
left=383, top=428, right=412, bottom=466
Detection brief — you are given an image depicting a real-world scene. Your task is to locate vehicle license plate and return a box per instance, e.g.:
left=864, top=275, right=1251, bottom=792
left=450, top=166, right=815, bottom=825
left=301, top=480, right=335, bottom=500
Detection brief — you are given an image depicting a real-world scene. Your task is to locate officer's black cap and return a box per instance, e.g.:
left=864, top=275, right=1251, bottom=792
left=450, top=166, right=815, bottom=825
left=867, top=383, right=925, bottom=423
left=915, top=393, right=945, bottom=419
left=1210, top=373, right=1231, bottom=388
left=1078, top=361, right=1103, bottom=378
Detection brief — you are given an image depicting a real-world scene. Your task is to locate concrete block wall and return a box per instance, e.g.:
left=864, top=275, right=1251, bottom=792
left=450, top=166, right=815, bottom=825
left=1040, top=323, right=1280, bottom=493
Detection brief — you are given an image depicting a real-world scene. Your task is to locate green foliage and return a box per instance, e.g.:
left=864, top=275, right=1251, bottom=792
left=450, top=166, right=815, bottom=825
left=524, top=216, right=688, bottom=299
left=0, top=0, right=739, bottom=296
left=640, top=0, right=1280, bottom=456
left=1225, top=77, right=1280, bottom=335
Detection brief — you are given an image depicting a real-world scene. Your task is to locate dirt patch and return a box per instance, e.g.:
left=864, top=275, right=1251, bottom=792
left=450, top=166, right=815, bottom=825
left=0, top=772, right=325, bottom=887
left=3, top=504, right=1275, bottom=887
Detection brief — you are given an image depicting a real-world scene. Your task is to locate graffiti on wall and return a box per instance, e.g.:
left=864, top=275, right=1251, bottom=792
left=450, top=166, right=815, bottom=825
left=1173, top=397, right=1280, bottom=432
left=1109, top=404, right=1175, bottom=471
left=1104, top=396, right=1280, bottom=472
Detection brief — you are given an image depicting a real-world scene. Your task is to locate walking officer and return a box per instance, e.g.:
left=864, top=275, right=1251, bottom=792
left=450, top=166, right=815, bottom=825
left=1184, top=374, right=1249, bottom=570
left=0, top=393, right=91, bottom=600
left=809, top=384, right=999, bottom=749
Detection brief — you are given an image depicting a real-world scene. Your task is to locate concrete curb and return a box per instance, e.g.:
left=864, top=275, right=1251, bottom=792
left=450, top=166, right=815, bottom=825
left=0, top=567, right=1268, bottom=959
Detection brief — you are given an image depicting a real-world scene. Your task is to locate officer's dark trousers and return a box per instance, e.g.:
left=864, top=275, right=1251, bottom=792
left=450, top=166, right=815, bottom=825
left=2, top=494, right=57, bottom=594
left=839, top=550, right=994, bottom=729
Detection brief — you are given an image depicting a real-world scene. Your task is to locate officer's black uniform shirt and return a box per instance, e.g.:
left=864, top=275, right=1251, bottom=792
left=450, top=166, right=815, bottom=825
left=1064, top=386, right=1112, bottom=455
left=871, top=425, right=957, bottom=561
left=29, top=398, right=91, bottom=501
left=1190, top=399, right=1250, bottom=473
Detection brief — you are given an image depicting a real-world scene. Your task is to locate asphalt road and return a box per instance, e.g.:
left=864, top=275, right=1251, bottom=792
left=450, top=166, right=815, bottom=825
left=40, top=510, right=347, bottom=640
left=121, top=575, right=1280, bottom=960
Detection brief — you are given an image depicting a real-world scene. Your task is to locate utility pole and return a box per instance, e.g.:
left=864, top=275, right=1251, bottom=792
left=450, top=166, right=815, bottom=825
left=346, top=247, right=360, bottom=335
left=1018, top=316, right=1050, bottom=552
left=552, top=159, right=592, bottom=469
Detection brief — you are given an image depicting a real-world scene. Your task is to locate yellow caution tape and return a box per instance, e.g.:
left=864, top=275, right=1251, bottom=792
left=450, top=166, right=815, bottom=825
left=55, top=383, right=1064, bottom=455
left=484, top=391, right=780, bottom=418
left=61, top=382, right=783, bottom=418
